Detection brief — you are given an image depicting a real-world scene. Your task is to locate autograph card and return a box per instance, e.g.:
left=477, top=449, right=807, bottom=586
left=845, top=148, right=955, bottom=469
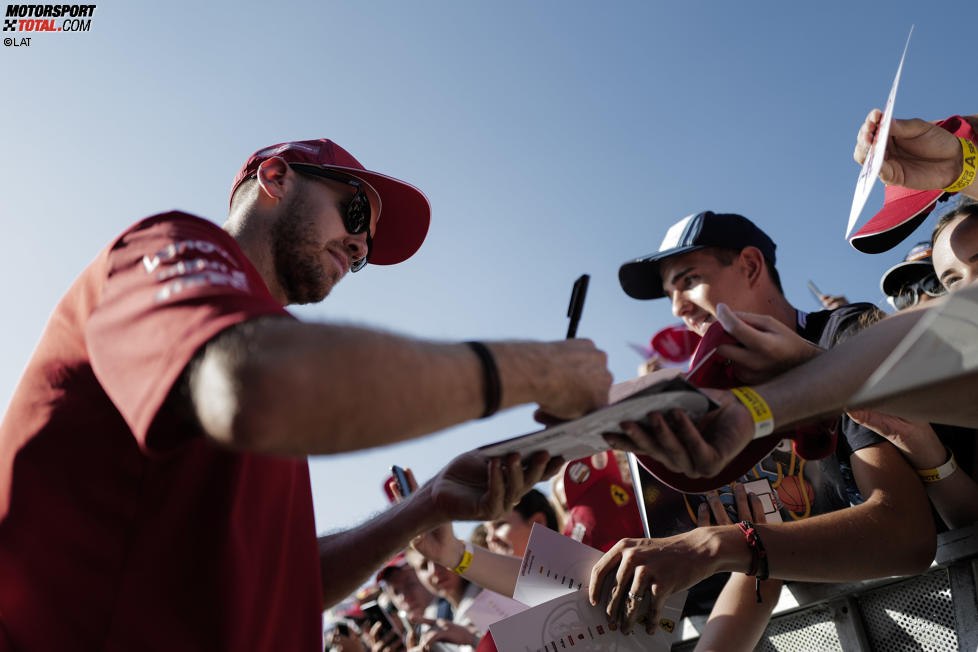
left=479, top=376, right=711, bottom=462
left=488, top=589, right=683, bottom=652
left=495, top=524, right=686, bottom=652
left=846, top=26, right=914, bottom=238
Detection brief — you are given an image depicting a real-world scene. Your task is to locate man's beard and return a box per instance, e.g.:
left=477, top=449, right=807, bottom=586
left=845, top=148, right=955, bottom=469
left=270, top=191, right=336, bottom=305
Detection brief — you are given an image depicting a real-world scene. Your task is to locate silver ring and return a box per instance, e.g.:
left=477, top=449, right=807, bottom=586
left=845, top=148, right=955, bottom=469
left=627, top=591, right=645, bottom=601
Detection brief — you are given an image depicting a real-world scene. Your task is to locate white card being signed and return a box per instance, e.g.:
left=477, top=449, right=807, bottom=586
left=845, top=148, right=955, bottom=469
left=493, top=524, right=686, bottom=652
left=846, top=26, right=914, bottom=238
left=488, top=588, right=683, bottom=652
left=479, top=376, right=711, bottom=462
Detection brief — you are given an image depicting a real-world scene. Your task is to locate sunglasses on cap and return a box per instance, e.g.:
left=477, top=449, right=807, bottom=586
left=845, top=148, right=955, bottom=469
left=892, top=272, right=946, bottom=310
left=290, top=164, right=374, bottom=272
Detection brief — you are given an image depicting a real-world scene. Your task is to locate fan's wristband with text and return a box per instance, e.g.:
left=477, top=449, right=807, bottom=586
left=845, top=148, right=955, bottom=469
left=944, top=137, right=977, bottom=193
left=916, top=448, right=958, bottom=484
left=730, top=387, right=774, bottom=439
left=452, top=541, right=474, bottom=575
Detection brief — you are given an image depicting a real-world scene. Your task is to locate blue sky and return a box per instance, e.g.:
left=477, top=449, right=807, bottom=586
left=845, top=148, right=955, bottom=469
left=3, top=1, right=976, bottom=540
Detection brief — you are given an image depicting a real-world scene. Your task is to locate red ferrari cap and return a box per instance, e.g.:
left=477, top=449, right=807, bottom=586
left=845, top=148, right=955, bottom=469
left=849, top=116, right=975, bottom=254
left=231, top=139, right=430, bottom=266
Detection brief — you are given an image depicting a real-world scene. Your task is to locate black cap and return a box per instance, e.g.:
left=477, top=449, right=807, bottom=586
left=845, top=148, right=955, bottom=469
left=880, top=241, right=936, bottom=297
left=619, top=211, right=777, bottom=300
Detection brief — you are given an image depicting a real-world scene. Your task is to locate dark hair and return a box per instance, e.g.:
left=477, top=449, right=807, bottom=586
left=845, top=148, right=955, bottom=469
left=932, top=200, right=978, bottom=250
left=513, top=489, right=558, bottom=531
left=832, top=306, right=887, bottom=345
left=708, top=247, right=784, bottom=295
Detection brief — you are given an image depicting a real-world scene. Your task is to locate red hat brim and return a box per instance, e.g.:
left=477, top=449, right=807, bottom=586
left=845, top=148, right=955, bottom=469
left=326, top=165, right=431, bottom=266
left=849, top=186, right=940, bottom=254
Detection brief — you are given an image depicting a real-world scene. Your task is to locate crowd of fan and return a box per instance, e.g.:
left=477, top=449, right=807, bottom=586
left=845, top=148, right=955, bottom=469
left=324, top=110, right=978, bottom=652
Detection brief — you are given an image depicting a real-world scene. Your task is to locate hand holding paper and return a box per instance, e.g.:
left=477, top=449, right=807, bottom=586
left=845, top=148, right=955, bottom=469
left=854, top=109, right=966, bottom=191
left=480, top=376, right=714, bottom=463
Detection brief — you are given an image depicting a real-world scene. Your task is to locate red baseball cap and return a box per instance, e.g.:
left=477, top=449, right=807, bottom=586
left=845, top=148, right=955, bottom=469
left=231, top=139, right=431, bottom=266
left=849, top=115, right=975, bottom=254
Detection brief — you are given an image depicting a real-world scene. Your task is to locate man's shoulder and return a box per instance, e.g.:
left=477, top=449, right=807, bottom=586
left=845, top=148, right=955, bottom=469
left=116, top=211, right=224, bottom=243
left=104, top=211, right=242, bottom=264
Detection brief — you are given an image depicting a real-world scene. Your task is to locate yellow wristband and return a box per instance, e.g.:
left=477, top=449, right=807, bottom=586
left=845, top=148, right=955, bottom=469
left=452, top=541, right=474, bottom=575
left=944, top=137, right=977, bottom=192
left=730, top=387, right=774, bottom=439
left=916, top=448, right=957, bottom=484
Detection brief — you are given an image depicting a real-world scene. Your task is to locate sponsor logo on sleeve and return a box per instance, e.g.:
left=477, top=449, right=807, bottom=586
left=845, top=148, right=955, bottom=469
left=141, top=238, right=251, bottom=302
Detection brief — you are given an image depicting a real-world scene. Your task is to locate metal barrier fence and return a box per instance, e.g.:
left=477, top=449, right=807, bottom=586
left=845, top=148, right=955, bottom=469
left=674, top=524, right=978, bottom=651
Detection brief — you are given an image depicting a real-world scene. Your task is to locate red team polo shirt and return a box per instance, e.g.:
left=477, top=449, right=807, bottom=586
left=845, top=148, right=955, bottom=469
left=0, top=213, right=322, bottom=651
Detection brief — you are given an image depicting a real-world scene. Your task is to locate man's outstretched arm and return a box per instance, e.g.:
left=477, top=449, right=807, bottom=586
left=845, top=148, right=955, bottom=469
left=184, top=317, right=611, bottom=456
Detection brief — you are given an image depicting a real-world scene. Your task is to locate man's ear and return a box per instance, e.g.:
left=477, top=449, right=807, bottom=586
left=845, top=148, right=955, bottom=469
left=740, top=246, right=765, bottom=288
left=255, top=156, right=292, bottom=201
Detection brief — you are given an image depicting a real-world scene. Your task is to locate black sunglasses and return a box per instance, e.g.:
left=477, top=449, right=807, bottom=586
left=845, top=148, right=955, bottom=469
left=893, top=272, right=946, bottom=310
left=290, top=164, right=373, bottom=272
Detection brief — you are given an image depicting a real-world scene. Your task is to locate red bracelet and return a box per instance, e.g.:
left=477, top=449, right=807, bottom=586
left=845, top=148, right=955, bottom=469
left=738, top=520, right=770, bottom=603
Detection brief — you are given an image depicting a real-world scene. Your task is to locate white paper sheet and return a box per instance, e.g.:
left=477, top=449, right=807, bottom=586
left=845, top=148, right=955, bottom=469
left=846, top=26, right=914, bottom=238
left=488, top=588, right=683, bottom=652
left=489, top=524, right=686, bottom=652
left=851, top=282, right=978, bottom=406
